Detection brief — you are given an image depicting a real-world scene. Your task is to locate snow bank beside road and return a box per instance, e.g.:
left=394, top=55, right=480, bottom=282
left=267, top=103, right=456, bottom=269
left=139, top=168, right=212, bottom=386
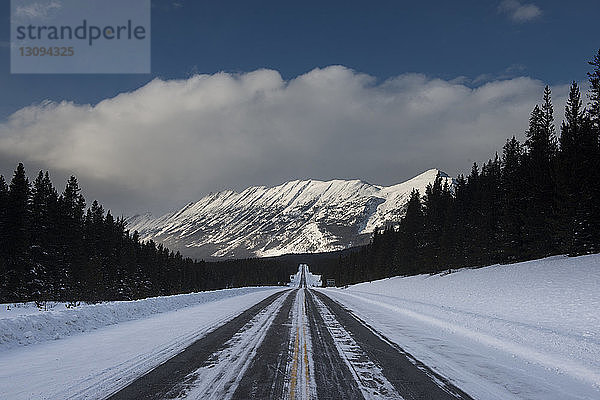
left=322, top=254, right=600, bottom=400
left=0, top=287, right=286, bottom=400
left=0, top=286, right=280, bottom=350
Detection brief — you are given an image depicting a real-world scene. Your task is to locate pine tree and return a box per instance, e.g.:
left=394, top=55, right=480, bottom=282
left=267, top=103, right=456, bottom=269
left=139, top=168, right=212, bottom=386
left=84, top=200, right=105, bottom=253
left=499, top=137, right=525, bottom=261
left=557, top=82, right=597, bottom=253
left=6, top=164, right=31, bottom=257
left=31, top=171, right=58, bottom=248
left=541, top=86, right=558, bottom=152
left=0, top=175, right=9, bottom=297
left=398, top=189, right=423, bottom=274
left=4, top=164, right=32, bottom=299
left=526, top=97, right=557, bottom=163
left=57, top=176, right=86, bottom=299
left=452, top=174, right=469, bottom=266
left=464, top=162, right=485, bottom=264
left=588, top=49, right=600, bottom=131
left=560, top=82, right=585, bottom=156
left=0, top=175, right=8, bottom=251
left=523, top=98, right=558, bottom=258
left=422, top=174, right=453, bottom=271
left=585, top=49, right=600, bottom=252
left=30, top=171, right=59, bottom=299
left=479, top=155, right=502, bottom=264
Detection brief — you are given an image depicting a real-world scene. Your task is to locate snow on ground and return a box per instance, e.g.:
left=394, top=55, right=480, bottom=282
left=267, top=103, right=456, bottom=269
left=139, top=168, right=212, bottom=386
left=321, top=254, right=600, bottom=400
left=0, top=286, right=279, bottom=351
left=0, top=287, right=285, bottom=400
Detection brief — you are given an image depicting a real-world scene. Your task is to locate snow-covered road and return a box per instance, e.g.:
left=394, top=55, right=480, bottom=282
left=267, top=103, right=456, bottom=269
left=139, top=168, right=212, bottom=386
left=106, top=265, right=467, bottom=399
left=3, top=257, right=598, bottom=399
left=322, top=254, right=600, bottom=400
left=107, top=265, right=470, bottom=399
left=0, top=288, right=285, bottom=399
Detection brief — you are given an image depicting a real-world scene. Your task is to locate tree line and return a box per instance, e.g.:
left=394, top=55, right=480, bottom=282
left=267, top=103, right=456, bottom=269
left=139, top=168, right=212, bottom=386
left=317, top=50, right=600, bottom=286
left=0, top=168, right=295, bottom=303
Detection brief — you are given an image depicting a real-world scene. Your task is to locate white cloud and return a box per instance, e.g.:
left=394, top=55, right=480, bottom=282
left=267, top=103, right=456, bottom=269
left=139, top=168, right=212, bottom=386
left=499, top=0, right=542, bottom=23
left=473, top=64, right=528, bottom=85
left=0, top=67, right=567, bottom=215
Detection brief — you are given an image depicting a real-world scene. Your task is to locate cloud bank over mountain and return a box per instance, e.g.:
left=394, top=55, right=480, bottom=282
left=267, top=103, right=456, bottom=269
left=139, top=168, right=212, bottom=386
left=0, top=66, right=567, bottom=214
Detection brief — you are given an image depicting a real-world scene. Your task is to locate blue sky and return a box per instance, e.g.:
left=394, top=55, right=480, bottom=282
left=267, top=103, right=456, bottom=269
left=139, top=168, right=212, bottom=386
left=1, top=0, right=598, bottom=119
left=0, top=0, right=599, bottom=214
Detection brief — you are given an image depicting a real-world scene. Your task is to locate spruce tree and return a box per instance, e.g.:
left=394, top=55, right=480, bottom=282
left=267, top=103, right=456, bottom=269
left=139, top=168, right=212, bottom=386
left=523, top=99, right=557, bottom=257
left=31, top=171, right=58, bottom=248
left=5, top=164, right=32, bottom=299
left=558, top=82, right=597, bottom=253
left=30, top=171, right=59, bottom=298
left=560, top=82, right=585, bottom=155
left=452, top=175, right=469, bottom=266
left=6, top=164, right=31, bottom=257
left=588, top=49, right=600, bottom=131
left=0, top=175, right=8, bottom=251
left=541, top=86, right=558, bottom=152
left=57, top=176, right=86, bottom=299
left=585, top=49, right=600, bottom=252
left=499, top=137, right=525, bottom=261
left=0, top=175, right=8, bottom=297
left=479, top=155, right=502, bottom=264
left=422, top=174, right=453, bottom=271
left=399, top=189, right=423, bottom=274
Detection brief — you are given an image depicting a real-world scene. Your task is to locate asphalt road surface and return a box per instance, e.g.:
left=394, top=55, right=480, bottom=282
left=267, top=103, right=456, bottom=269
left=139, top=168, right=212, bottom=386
left=108, top=274, right=473, bottom=400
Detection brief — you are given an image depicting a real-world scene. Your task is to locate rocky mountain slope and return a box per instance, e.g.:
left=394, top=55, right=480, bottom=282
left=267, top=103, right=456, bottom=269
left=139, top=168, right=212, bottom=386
left=127, top=169, right=451, bottom=259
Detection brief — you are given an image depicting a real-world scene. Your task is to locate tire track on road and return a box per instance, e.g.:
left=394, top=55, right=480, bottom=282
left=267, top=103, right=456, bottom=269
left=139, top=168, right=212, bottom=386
left=107, top=290, right=288, bottom=400
left=232, top=289, right=296, bottom=399
left=306, top=288, right=364, bottom=399
left=313, top=290, right=474, bottom=400
left=167, top=289, right=290, bottom=399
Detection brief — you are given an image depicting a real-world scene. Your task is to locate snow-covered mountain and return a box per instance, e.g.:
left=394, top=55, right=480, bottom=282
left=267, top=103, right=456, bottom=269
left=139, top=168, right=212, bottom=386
left=127, top=169, right=452, bottom=259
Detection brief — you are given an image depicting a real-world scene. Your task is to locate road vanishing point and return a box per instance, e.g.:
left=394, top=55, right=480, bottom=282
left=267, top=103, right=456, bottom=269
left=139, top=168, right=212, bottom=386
left=108, top=265, right=473, bottom=400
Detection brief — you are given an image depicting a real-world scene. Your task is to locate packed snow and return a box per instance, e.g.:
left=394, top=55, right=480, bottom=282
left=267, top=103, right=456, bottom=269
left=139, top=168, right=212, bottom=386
left=321, top=254, right=600, bottom=400
left=0, top=287, right=285, bottom=399
left=173, top=291, right=288, bottom=399
left=311, top=292, right=401, bottom=399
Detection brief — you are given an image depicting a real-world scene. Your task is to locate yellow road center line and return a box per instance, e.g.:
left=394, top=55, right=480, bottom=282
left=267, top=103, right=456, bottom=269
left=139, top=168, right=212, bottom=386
left=303, top=327, right=309, bottom=397
left=290, top=291, right=312, bottom=399
left=302, top=294, right=310, bottom=398
left=290, top=325, right=300, bottom=399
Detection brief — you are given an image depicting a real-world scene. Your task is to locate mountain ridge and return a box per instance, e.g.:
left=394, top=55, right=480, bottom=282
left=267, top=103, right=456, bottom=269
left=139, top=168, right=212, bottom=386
left=127, top=169, right=452, bottom=259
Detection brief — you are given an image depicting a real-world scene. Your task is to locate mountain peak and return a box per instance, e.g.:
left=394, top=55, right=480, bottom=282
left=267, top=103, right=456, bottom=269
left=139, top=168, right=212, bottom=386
left=127, top=169, right=450, bottom=259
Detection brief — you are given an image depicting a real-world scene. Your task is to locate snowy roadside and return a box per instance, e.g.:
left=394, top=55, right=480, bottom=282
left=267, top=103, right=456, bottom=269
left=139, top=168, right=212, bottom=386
left=321, top=254, right=600, bottom=400
left=0, top=286, right=280, bottom=350
left=0, top=287, right=286, bottom=400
